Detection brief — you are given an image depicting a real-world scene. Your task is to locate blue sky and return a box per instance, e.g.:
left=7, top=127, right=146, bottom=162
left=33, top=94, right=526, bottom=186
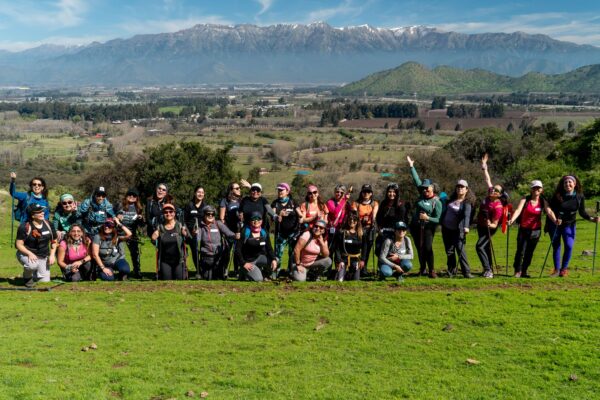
left=0, top=0, right=598, bottom=51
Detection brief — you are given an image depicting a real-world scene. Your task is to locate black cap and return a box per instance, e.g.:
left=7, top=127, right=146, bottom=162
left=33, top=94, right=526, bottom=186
left=361, top=184, right=373, bottom=192
left=249, top=211, right=263, bottom=221
left=395, top=221, right=408, bottom=231
left=126, top=187, right=139, bottom=197
left=94, top=186, right=107, bottom=196
left=27, top=203, right=46, bottom=215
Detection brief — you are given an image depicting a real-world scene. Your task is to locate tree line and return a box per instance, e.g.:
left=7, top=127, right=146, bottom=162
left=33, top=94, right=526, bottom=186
left=320, top=102, right=418, bottom=126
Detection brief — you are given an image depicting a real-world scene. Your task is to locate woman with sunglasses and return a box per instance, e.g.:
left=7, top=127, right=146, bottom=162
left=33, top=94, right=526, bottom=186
left=375, top=183, right=408, bottom=256
left=475, top=154, right=505, bottom=278
left=197, top=205, right=236, bottom=280
left=57, top=224, right=93, bottom=282
left=333, top=211, right=366, bottom=281
left=407, top=155, right=443, bottom=278
left=116, top=188, right=145, bottom=278
left=146, top=183, right=175, bottom=237
left=79, top=186, right=116, bottom=237
left=235, top=212, right=277, bottom=282
left=9, top=172, right=50, bottom=222
left=53, top=193, right=80, bottom=242
left=293, top=219, right=332, bottom=281
left=185, top=185, right=208, bottom=278
left=351, top=184, right=379, bottom=273
left=271, top=182, right=300, bottom=277
left=238, top=182, right=276, bottom=231
left=326, top=184, right=353, bottom=244
left=92, top=218, right=132, bottom=281
left=508, top=180, right=557, bottom=278
left=378, top=221, right=413, bottom=282
left=441, top=180, right=476, bottom=278
left=297, top=184, right=328, bottom=230
left=220, top=182, right=244, bottom=277
left=151, top=203, right=190, bottom=280
left=545, top=175, right=599, bottom=277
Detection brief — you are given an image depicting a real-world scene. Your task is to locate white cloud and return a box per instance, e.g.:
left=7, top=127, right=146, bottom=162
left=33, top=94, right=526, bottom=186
left=256, top=0, right=274, bottom=16
left=118, top=16, right=234, bottom=35
left=305, top=0, right=368, bottom=23
left=0, top=34, right=108, bottom=52
left=0, top=0, right=88, bottom=28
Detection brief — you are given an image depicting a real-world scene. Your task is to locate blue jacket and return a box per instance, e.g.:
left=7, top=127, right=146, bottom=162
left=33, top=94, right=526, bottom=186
left=9, top=181, right=49, bottom=222
left=79, top=196, right=115, bottom=235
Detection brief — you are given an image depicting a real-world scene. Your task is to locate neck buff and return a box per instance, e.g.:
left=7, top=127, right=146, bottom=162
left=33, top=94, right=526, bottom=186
left=32, top=193, right=43, bottom=199
left=72, top=239, right=83, bottom=246
left=278, top=197, right=289, bottom=204
left=250, top=225, right=262, bottom=233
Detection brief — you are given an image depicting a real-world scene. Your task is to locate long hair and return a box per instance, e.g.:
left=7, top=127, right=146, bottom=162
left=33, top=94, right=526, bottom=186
left=380, top=183, right=402, bottom=208
left=66, top=224, right=85, bottom=246
left=226, top=182, right=241, bottom=201
left=449, top=185, right=476, bottom=204
left=190, top=185, right=205, bottom=203
left=342, top=211, right=363, bottom=239
left=121, top=196, right=143, bottom=215
left=304, top=189, right=326, bottom=213
left=553, top=175, right=583, bottom=203
left=28, top=177, right=49, bottom=198
left=99, top=225, right=119, bottom=245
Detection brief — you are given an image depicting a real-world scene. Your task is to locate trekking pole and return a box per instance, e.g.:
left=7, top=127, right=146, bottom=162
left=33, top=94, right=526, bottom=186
left=10, top=194, right=15, bottom=248
left=155, top=239, right=160, bottom=280
left=593, top=201, right=599, bottom=275
left=540, top=217, right=561, bottom=278
left=505, top=212, right=511, bottom=276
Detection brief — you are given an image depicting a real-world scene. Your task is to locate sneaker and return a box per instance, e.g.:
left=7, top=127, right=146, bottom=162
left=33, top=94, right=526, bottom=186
left=397, top=275, right=405, bottom=283
left=550, top=269, right=560, bottom=277
left=132, top=270, right=142, bottom=279
left=24, top=278, right=35, bottom=288
left=482, top=270, right=494, bottom=278
left=559, top=269, right=569, bottom=277
left=428, top=271, right=437, bottom=279
left=419, top=269, right=428, bottom=277
left=463, top=273, right=474, bottom=279
left=447, top=268, right=457, bottom=277
left=514, top=272, right=521, bottom=278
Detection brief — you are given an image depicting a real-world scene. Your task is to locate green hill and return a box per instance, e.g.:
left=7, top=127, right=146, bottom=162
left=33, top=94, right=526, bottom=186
left=339, top=62, right=600, bottom=95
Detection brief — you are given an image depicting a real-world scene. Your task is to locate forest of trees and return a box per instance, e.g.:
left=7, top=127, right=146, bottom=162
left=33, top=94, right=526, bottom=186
left=320, top=102, right=418, bottom=126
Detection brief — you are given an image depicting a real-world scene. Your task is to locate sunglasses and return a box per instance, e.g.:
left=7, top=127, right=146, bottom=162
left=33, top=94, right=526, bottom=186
left=104, top=224, right=115, bottom=229
left=315, top=226, right=326, bottom=231
left=309, top=191, right=318, bottom=195
left=96, top=194, right=106, bottom=198
left=31, top=183, right=43, bottom=187
left=492, top=188, right=502, bottom=194
left=163, top=210, right=175, bottom=214
left=205, top=213, right=215, bottom=217
left=127, top=194, right=138, bottom=197
left=157, top=187, right=167, bottom=192
left=62, top=201, right=74, bottom=205
left=250, top=188, right=261, bottom=192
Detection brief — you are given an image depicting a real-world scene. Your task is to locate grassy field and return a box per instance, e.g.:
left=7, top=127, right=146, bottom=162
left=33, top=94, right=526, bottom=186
left=1, top=190, right=600, bottom=399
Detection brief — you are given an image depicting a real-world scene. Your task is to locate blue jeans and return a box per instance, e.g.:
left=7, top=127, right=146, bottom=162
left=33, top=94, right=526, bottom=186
left=379, top=260, right=413, bottom=277
left=99, top=258, right=130, bottom=281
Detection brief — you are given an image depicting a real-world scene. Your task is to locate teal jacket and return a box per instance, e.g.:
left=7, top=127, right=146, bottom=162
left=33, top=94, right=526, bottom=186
left=410, top=166, right=442, bottom=227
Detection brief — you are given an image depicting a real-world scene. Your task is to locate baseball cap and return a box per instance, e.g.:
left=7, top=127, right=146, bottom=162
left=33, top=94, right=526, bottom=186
left=530, top=180, right=543, bottom=189
left=456, top=179, right=468, bottom=188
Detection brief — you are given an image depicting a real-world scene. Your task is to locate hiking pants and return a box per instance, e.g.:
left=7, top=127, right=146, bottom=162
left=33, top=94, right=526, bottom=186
left=200, top=254, right=226, bottom=281
left=241, top=254, right=272, bottom=282
left=361, top=226, right=376, bottom=273
left=335, top=258, right=361, bottom=281
left=159, top=259, right=184, bottom=280
left=17, top=252, right=51, bottom=283
left=99, top=259, right=131, bottom=281
left=476, top=226, right=497, bottom=273
left=126, top=237, right=141, bottom=274
left=410, top=223, right=436, bottom=273
left=274, top=233, right=296, bottom=272
left=292, top=257, right=333, bottom=281
left=64, top=261, right=93, bottom=282
left=187, top=237, right=200, bottom=274
left=549, top=222, right=576, bottom=271
left=442, top=227, right=471, bottom=276
left=513, top=228, right=541, bottom=274
left=379, top=259, right=413, bottom=277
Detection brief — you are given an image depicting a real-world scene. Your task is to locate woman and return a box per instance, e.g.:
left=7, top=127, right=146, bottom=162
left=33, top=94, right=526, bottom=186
left=326, top=184, right=353, bottom=245
left=546, top=175, right=599, bottom=277
left=197, top=205, right=236, bottom=280
left=116, top=188, right=145, bottom=279
left=53, top=193, right=80, bottom=242
left=352, top=184, right=379, bottom=272
left=146, top=183, right=175, bottom=237
left=475, top=154, right=504, bottom=278
left=151, top=203, right=190, bottom=280
left=509, top=180, right=557, bottom=278
left=375, top=183, right=408, bottom=258
left=57, top=224, right=93, bottom=282
left=441, top=179, right=475, bottom=278
left=220, top=182, right=244, bottom=277
left=185, top=185, right=208, bottom=277
left=9, top=172, right=50, bottom=222
left=271, top=182, right=300, bottom=276
left=378, top=221, right=413, bottom=282
left=333, top=212, right=366, bottom=281
left=92, top=218, right=132, bottom=281
left=79, top=186, right=116, bottom=236
left=297, top=184, right=328, bottom=230
left=238, top=182, right=276, bottom=230
left=293, top=219, right=332, bottom=281
left=15, top=204, right=57, bottom=288
left=235, top=212, right=278, bottom=282
left=407, top=156, right=442, bottom=278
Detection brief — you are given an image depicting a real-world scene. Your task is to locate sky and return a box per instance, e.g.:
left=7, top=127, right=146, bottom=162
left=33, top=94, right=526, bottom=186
left=0, top=0, right=599, bottom=51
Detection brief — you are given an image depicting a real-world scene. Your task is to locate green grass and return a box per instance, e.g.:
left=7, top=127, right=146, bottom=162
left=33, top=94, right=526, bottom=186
left=158, top=106, right=185, bottom=115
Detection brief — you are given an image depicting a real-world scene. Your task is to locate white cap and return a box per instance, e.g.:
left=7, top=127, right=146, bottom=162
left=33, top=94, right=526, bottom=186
left=251, top=183, right=263, bottom=191
left=456, top=179, right=468, bottom=188
left=530, top=180, right=543, bottom=188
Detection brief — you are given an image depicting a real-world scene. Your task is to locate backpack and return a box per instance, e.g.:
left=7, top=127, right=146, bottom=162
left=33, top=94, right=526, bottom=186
left=242, top=226, right=268, bottom=244
left=24, top=220, right=56, bottom=243
left=13, top=194, right=31, bottom=222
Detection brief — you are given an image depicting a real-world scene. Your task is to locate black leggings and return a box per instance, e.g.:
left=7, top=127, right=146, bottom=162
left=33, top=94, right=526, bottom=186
left=411, top=223, right=436, bottom=273
left=476, top=226, right=498, bottom=272
left=159, top=260, right=184, bottom=280
left=513, top=228, right=541, bottom=274
left=126, top=237, right=141, bottom=273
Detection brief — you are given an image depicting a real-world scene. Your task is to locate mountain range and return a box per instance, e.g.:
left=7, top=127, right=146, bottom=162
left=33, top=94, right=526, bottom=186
left=338, top=62, right=600, bottom=95
left=1, top=22, right=600, bottom=86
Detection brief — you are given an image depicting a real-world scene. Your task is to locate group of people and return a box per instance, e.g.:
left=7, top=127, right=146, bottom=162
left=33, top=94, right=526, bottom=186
left=9, top=155, right=599, bottom=287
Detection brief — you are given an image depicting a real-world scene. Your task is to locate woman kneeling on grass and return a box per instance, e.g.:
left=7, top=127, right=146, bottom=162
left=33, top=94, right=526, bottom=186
left=15, top=204, right=57, bottom=288
left=378, top=221, right=413, bottom=282
left=545, top=175, right=599, bottom=277
left=57, top=224, right=93, bottom=282
left=151, top=203, right=190, bottom=280
left=92, top=218, right=132, bottom=281
left=293, top=219, right=332, bottom=281
left=333, top=211, right=367, bottom=281
left=508, top=180, right=557, bottom=278
left=235, top=212, right=278, bottom=282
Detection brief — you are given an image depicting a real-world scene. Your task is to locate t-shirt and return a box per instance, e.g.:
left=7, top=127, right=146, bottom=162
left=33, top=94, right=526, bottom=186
left=219, top=197, right=240, bottom=230
left=59, top=240, right=89, bottom=264
left=442, top=200, right=462, bottom=230
left=299, top=231, right=323, bottom=266
left=16, top=220, right=56, bottom=258
left=299, top=202, right=327, bottom=229
left=93, top=234, right=125, bottom=266
left=239, top=196, right=270, bottom=225
left=477, top=198, right=503, bottom=228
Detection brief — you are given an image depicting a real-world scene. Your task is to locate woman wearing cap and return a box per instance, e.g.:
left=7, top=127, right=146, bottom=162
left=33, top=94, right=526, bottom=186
left=15, top=204, right=57, bottom=288
left=407, top=156, right=442, bottom=278
left=92, top=218, right=132, bottom=281
left=235, top=212, right=277, bottom=282
left=151, top=203, right=190, bottom=280
left=184, top=185, right=208, bottom=277
left=293, top=219, right=332, bottom=281
left=197, top=205, right=236, bottom=280
left=545, top=175, right=599, bottom=277
left=57, top=224, right=93, bottom=282
left=378, top=221, right=413, bottom=282
left=53, top=193, right=80, bottom=242
left=238, top=183, right=276, bottom=231
left=219, top=182, right=244, bottom=276
left=509, top=180, right=557, bottom=278
left=352, top=184, right=379, bottom=273
left=297, top=184, right=328, bottom=230
left=116, top=188, right=145, bottom=278
left=441, top=179, right=476, bottom=278
left=146, top=183, right=175, bottom=237
left=79, top=186, right=116, bottom=236
left=271, top=182, right=300, bottom=276
left=326, top=184, right=353, bottom=245
left=333, top=212, right=366, bottom=281
left=9, top=172, right=50, bottom=222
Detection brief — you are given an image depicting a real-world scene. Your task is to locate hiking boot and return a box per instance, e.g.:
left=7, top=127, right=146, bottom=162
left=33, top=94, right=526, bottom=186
left=559, top=269, right=569, bottom=277
left=482, top=270, right=494, bottom=278
left=550, top=269, right=560, bottom=277
left=522, top=273, right=531, bottom=278
left=514, top=272, right=522, bottom=278
left=132, top=270, right=142, bottom=279
left=448, top=268, right=457, bottom=277
left=24, top=277, right=35, bottom=288
left=463, top=273, right=474, bottom=279
left=428, top=270, right=437, bottom=279
left=419, top=269, right=428, bottom=277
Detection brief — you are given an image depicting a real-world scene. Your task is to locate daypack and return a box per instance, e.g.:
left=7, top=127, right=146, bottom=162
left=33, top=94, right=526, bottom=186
left=242, top=226, right=268, bottom=244
left=13, top=194, right=31, bottom=222
left=23, top=220, right=56, bottom=243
